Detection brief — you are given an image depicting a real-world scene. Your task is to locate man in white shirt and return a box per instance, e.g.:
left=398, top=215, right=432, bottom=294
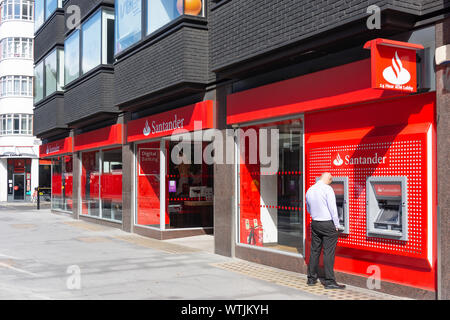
left=305, top=172, right=345, bottom=289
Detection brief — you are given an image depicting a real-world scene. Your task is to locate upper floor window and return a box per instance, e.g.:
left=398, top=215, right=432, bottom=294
left=0, top=37, right=33, bottom=60
left=34, top=0, right=62, bottom=32
left=0, top=114, right=33, bottom=135
left=0, top=75, right=33, bottom=97
left=1, top=0, right=34, bottom=23
left=34, top=47, right=64, bottom=103
left=64, top=8, right=114, bottom=86
left=115, top=0, right=205, bottom=54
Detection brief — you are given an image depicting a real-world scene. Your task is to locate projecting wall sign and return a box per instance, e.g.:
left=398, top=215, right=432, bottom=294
left=364, top=38, right=424, bottom=93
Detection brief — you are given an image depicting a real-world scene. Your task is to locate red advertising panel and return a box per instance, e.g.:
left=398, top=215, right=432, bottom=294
left=74, top=124, right=122, bottom=152
left=305, top=92, right=436, bottom=292
left=364, top=38, right=424, bottom=93
left=136, top=142, right=161, bottom=226
left=127, top=101, right=214, bottom=143
left=39, top=137, right=73, bottom=158
left=239, top=128, right=263, bottom=246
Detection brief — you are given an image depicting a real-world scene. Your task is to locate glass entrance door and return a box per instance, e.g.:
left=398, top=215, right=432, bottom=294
left=13, top=174, right=25, bottom=200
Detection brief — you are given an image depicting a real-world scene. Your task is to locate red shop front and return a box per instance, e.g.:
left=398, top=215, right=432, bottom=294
left=74, top=124, right=123, bottom=222
left=227, top=40, right=437, bottom=294
left=40, top=137, right=74, bottom=212
left=127, top=101, right=215, bottom=235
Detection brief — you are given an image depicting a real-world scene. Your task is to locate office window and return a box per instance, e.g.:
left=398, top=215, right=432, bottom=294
left=1, top=0, right=33, bottom=22
left=81, top=10, right=101, bottom=74
left=34, top=48, right=63, bottom=102
left=35, top=0, right=45, bottom=31
left=0, top=114, right=33, bottom=136
left=34, top=61, right=44, bottom=102
left=64, top=30, right=79, bottom=85
left=0, top=75, right=33, bottom=97
left=45, top=49, right=57, bottom=96
left=0, top=38, right=33, bottom=59
left=147, top=0, right=181, bottom=35
left=45, top=0, right=57, bottom=19
left=115, top=0, right=142, bottom=54
left=34, top=0, right=62, bottom=32
left=102, top=10, right=115, bottom=64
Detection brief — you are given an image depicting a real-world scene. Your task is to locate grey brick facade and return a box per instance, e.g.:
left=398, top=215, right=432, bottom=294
left=33, top=94, right=67, bottom=137
left=64, top=67, right=117, bottom=126
left=114, top=22, right=210, bottom=109
left=34, top=11, right=65, bottom=63
left=209, top=0, right=448, bottom=73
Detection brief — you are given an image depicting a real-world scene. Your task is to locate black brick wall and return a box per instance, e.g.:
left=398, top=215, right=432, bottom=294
left=209, top=0, right=448, bottom=72
left=33, top=95, right=66, bottom=136
left=64, top=68, right=118, bottom=125
left=114, top=26, right=210, bottom=108
left=34, top=12, right=66, bottom=63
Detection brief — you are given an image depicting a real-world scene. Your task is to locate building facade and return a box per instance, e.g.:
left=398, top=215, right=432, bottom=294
left=0, top=0, right=40, bottom=202
left=34, top=0, right=450, bottom=299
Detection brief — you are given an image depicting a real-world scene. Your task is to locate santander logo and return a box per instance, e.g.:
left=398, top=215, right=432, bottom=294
left=333, top=153, right=344, bottom=166
left=382, top=51, right=411, bottom=85
left=143, top=120, right=151, bottom=136
left=332, top=152, right=388, bottom=167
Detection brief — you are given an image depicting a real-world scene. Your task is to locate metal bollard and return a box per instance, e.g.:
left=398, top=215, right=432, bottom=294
left=37, top=187, right=40, bottom=210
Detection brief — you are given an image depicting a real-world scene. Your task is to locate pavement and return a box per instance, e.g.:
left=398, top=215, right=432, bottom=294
left=0, top=204, right=407, bottom=300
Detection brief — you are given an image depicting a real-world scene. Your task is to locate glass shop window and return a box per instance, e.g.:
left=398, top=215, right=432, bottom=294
left=51, top=155, right=73, bottom=212
left=136, top=141, right=161, bottom=228
left=101, top=148, right=123, bottom=222
left=51, top=157, right=63, bottom=210
left=238, top=119, right=304, bottom=254
left=166, top=140, right=214, bottom=229
left=81, top=151, right=101, bottom=217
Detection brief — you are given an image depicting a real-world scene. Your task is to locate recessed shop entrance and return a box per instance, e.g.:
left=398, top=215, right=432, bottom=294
left=13, top=173, right=25, bottom=200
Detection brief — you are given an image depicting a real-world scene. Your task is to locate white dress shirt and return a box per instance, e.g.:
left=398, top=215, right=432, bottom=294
left=306, top=180, right=340, bottom=229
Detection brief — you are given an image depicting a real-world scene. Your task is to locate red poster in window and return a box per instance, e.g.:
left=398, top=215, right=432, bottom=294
left=138, top=148, right=160, bottom=176
left=364, top=39, right=424, bottom=93
left=137, top=142, right=161, bottom=227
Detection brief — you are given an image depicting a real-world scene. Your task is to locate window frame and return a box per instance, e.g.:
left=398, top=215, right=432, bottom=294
left=0, top=37, right=34, bottom=60
left=0, top=75, right=33, bottom=98
left=34, top=0, right=63, bottom=33
left=115, top=0, right=206, bottom=56
left=34, top=47, right=64, bottom=103
left=0, top=113, right=33, bottom=136
left=1, top=0, right=34, bottom=23
left=79, top=148, right=123, bottom=223
left=65, top=7, right=115, bottom=86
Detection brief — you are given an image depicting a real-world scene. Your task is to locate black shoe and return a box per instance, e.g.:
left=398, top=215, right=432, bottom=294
left=324, top=282, right=346, bottom=289
left=307, top=279, right=318, bottom=286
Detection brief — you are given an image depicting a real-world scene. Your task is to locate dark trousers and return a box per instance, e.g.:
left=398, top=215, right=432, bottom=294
left=307, top=220, right=339, bottom=285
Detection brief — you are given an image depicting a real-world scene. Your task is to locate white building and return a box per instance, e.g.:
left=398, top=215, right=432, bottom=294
left=0, top=0, right=40, bottom=202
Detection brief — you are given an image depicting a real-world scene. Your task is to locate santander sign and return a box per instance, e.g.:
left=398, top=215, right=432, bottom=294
left=332, top=152, right=387, bottom=167
left=382, top=51, right=411, bottom=86
left=364, top=38, right=423, bottom=93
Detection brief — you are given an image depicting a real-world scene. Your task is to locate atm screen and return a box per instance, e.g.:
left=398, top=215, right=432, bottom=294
left=331, top=181, right=345, bottom=229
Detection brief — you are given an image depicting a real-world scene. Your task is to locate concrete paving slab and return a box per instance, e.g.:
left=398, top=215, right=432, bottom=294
left=0, top=206, right=408, bottom=300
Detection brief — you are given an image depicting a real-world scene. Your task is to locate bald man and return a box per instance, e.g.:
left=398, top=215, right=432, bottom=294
left=305, top=172, right=345, bottom=289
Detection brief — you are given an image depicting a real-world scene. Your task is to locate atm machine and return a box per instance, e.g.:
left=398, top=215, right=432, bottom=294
left=315, top=176, right=349, bottom=234
left=366, top=177, right=408, bottom=241
left=330, top=177, right=349, bottom=234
